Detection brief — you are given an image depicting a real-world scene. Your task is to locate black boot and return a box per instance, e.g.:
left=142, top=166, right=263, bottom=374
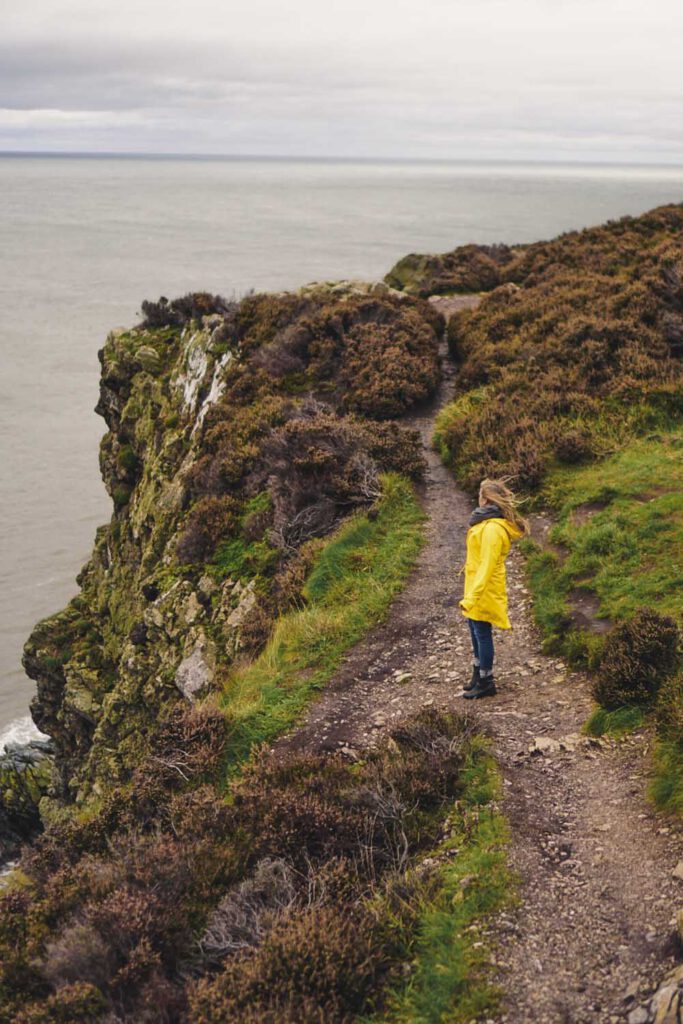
left=463, top=673, right=496, bottom=699
left=462, top=665, right=480, bottom=692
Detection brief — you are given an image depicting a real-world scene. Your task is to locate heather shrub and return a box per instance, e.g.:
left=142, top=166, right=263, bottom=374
left=592, top=609, right=681, bottom=709
left=337, top=310, right=440, bottom=418
left=42, top=921, right=115, bottom=991
left=385, top=243, right=516, bottom=296
left=259, top=410, right=385, bottom=548
left=554, top=427, right=595, bottom=464
left=237, top=292, right=441, bottom=418
left=13, top=982, right=106, bottom=1024
left=361, top=420, right=425, bottom=480
left=131, top=698, right=230, bottom=800
left=189, top=906, right=387, bottom=1024
left=6, top=701, right=470, bottom=1020
left=269, top=539, right=324, bottom=610
left=140, top=293, right=233, bottom=329
left=175, top=494, right=241, bottom=563
left=198, top=858, right=300, bottom=963
left=433, top=206, right=683, bottom=492
left=234, top=772, right=369, bottom=870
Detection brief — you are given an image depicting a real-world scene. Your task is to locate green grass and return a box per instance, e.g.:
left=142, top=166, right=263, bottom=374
left=650, top=740, right=683, bottom=815
left=542, top=427, right=683, bottom=622
left=212, top=536, right=279, bottom=582
left=584, top=704, right=645, bottom=738
left=518, top=427, right=683, bottom=669
left=212, top=491, right=278, bottom=583
left=218, top=473, right=426, bottom=775
left=368, top=739, right=512, bottom=1024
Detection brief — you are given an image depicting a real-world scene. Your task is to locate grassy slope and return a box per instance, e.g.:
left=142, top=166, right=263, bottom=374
left=218, top=472, right=426, bottom=774
left=522, top=426, right=683, bottom=666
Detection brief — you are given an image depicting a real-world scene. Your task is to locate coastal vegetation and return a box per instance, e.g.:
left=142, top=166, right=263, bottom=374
left=421, top=203, right=683, bottom=808
left=0, top=704, right=501, bottom=1021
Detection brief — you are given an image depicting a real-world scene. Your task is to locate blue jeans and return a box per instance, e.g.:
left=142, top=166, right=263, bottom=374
left=468, top=618, right=494, bottom=673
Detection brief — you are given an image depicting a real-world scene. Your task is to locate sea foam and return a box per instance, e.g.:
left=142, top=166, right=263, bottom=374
left=0, top=714, right=49, bottom=753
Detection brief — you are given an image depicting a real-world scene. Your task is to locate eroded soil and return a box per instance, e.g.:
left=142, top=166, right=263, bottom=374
left=272, top=295, right=683, bottom=1023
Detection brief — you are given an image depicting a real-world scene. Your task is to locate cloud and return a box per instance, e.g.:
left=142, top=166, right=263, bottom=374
left=1, top=0, right=682, bottom=160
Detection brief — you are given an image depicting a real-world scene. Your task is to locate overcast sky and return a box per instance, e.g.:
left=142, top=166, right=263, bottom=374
left=2, top=0, right=682, bottom=162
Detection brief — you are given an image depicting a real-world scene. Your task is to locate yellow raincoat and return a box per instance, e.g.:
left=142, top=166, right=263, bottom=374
left=459, top=518, right=524, bottom=629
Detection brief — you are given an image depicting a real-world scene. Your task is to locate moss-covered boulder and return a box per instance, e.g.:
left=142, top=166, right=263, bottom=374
left=0, top=740, right=53, bottom=859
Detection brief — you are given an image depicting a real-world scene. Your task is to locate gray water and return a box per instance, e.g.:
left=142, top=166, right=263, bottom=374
left=1, top=154, right=683, bottom=745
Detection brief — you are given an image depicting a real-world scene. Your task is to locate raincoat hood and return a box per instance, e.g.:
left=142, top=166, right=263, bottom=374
left=492, top=517, right=524, bottom=542
left=468, top=504, right=524, bottom=542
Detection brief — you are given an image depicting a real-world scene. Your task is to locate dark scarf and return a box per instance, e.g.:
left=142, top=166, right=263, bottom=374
left=468, top=503, right=503, bottom=528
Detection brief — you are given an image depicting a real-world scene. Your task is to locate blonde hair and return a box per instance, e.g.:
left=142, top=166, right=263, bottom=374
left=479, top=477, right=530, bottom=535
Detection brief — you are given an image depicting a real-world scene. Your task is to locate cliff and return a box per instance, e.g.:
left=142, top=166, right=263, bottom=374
left=18, top=282, right=442, bottom=822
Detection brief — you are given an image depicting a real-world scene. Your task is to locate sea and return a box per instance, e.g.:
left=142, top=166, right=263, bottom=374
left=1, top=154, right=683, bottom=749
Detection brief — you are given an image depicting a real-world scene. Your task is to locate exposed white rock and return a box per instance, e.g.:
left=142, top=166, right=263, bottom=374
left=226, top=580, right=257, bottom=629
left=193, top=349, right=234, bottom=435
left=175, top=642, right=215, bottom=702
left=174, top=331, right=209, bottom=415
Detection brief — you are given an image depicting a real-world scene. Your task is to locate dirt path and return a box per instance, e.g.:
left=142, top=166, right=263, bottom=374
left=273, top=295, right=683, bottom=1023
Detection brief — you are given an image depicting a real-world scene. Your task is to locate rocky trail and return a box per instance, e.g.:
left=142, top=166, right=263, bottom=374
left=272, top=295, right=683, bottom=1023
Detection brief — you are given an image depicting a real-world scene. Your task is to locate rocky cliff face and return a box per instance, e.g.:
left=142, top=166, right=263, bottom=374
left=18, top=281, right=442, bottom=824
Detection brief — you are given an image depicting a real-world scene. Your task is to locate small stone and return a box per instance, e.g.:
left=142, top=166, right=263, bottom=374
left=183, top=593, right=204, bottom=626
left=530, top=736, right=561, bottom=755
left=198, top=574, right=219, bottom=598
left=626, top=1008, right=649, bottom=1024
left=672, top=861, right=683, bottom=881
left=394, top=672, right=413, bottom=685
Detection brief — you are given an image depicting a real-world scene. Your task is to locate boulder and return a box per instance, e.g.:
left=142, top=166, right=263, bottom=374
left=0, top=739, right=54, bottom=861
left=175, top=641, right=215, bottom=702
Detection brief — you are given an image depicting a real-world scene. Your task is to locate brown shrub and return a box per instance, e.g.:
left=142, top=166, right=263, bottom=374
left=8, top=710, right=471, bottom=1022
left=42, top=921, right=115, bottom=992
left=198, top=857, right=300, bottom=963
left=175, top=495, right=241, bottom=563
left=188, top=906, right=387, bottom=1024
left=361, top=420, right=425, bottom=480
left=132, top=698, right=229, bottom=796
left=258, top=409, right=384, bottom=549
left=553, top=427, right=595, bottom=464
left=432, top=207, right=683, bottom=490
left=13, top=982, right=107, bottom=1024
left=140, top=292, right=233, bottom=329
left=338, top=310, right=440, bottom=418
left=592, top=609, right=681, bottom=709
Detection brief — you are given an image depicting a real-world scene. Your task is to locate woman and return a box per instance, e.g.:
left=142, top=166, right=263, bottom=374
left=460, top=478, right=529, bottom=699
